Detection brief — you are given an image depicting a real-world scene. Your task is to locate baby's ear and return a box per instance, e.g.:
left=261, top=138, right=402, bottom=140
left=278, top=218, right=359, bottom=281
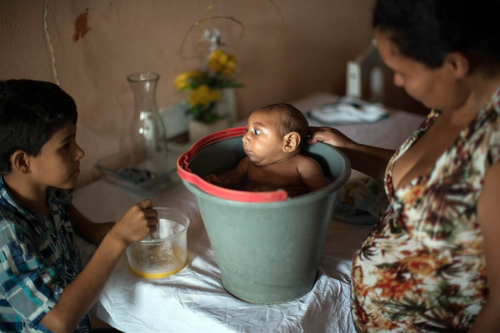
left=283, top=132, right=301, bottom=152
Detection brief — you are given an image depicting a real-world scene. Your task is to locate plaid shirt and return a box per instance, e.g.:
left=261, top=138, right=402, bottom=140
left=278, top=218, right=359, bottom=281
left=0, top=177, right=90, bottom=332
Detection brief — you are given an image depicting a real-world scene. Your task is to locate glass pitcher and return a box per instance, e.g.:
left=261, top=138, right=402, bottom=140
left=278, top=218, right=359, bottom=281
left=127, top=72, right=167, bottom=162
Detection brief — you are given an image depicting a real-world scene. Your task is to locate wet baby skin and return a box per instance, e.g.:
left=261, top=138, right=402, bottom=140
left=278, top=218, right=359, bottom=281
left=206, top=109, right=329, bottom=197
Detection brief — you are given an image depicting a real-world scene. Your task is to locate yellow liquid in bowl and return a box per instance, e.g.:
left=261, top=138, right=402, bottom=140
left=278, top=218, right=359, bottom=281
left=127, top=243, right=187, bottom=279
left=129, top=259, right=187, bottom=278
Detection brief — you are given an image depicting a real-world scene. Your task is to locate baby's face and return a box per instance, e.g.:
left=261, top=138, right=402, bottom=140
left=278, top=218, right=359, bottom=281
left=242, top=110, right=284, bottom=166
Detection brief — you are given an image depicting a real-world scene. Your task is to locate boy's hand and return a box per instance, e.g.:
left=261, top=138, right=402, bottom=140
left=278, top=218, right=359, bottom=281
left=109, top=199, right=158, bottom=247
left=308, top=126, right=356, bottom=150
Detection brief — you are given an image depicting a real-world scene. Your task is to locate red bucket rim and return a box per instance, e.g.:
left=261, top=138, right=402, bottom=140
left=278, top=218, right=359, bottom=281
left=176, top=127, right=288, bottom=202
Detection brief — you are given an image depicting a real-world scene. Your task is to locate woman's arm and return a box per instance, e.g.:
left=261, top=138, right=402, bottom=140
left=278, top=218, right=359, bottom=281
left=470, top=162, right=500, bottom=333
left=68, top=205, right=114, bottom=246
left=41, top=199, right=158, bottom=333
left=308, top=126, right=394, bottom=181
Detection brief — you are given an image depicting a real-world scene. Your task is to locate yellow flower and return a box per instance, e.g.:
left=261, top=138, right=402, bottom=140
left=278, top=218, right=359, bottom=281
left=187, top=85, right=220, bottom=106
left=174, top=70, right=202, bottom=90
left=208, top=49, right=237, bottom=75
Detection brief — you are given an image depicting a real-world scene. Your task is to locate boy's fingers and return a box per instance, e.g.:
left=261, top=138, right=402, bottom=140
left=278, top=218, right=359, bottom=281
left=148, top=225, right=157, bottom=233
left=137, top=199, right=153, bottom=209
left=147, top=217, right=158, bottom=226
left=144, top=208, right=158, bottom=219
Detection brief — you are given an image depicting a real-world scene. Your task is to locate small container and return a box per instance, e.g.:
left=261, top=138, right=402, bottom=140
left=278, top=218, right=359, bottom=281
left=126, top=208, right=190, bottom=279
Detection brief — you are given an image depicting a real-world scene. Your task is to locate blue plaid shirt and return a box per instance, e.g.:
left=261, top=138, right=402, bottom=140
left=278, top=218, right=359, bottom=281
left=0, top=177, right=90, bottom=332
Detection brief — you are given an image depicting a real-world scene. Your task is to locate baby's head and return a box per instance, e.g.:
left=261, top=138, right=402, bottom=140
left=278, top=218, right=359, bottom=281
left=0, top=79, right=84, bottom=188
left=260, top=103, right=309, bottom=147
left=243, top=103, right=309, bottom=166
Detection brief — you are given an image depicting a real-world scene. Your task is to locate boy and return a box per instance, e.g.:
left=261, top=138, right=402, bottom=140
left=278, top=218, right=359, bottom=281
left=0, top=79, right=158, bottom=332
left=206, top=103, right=330, bottom=197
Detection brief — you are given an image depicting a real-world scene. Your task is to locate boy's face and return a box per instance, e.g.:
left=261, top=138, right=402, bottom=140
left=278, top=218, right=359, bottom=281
left=242, top=110, right=285, bottom=166
left=28, top=120, right=85, bottom=189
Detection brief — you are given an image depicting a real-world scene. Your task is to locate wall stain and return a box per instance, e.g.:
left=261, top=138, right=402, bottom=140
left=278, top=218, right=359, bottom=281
left=73, top=8, right=91, bottom=42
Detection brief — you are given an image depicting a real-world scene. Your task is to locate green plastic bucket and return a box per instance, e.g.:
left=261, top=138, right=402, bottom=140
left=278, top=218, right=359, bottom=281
left=178, top=127, right=350, bottom=304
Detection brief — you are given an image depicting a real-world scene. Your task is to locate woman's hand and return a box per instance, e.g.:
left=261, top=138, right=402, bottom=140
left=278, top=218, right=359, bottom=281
left=308, top=126, right=357, bottom=149
left=308, top=126, right=394, bottom=181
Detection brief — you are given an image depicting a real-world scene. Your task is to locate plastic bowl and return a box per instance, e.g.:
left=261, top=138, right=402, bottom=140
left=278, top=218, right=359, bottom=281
left=126, top=208, right=190, bottom=278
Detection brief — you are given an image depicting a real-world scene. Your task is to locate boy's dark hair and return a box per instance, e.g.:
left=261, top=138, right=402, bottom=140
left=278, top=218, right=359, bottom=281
left=261, top=103, right=309, bottom=148
left=0, top=79, right=78, bottom=174
left=373, top=0, right=500, bottom=75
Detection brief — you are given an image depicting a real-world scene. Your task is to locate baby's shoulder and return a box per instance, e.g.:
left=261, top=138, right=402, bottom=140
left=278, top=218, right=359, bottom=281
left=293, top=154, right=325, bottom=175
left=237, top=156, right=251, bottom=171
left=293, top=154, right=319, bottom=166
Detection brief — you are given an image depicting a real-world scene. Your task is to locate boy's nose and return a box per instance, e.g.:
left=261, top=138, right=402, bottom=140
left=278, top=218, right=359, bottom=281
left=74, top=143, right=85, bottom=160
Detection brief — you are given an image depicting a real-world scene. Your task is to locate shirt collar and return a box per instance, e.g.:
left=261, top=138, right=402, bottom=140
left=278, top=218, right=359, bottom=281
left=0, top=175, right=30, bottom=216
left=0, top=176, right=58, bottom=222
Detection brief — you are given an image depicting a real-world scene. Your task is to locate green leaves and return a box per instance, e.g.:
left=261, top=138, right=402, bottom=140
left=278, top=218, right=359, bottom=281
left=188, top=102, right=221, bottom=124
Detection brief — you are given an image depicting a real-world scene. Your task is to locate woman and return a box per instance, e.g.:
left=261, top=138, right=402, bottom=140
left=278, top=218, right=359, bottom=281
left=309, top=0, right=500, bottom=331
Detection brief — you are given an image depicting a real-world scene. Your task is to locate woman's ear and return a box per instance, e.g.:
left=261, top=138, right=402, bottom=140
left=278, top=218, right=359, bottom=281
left=283, top=132, right=301, bottom=152
left=10, top=150, right=31, bottom=174
left=444, top=52, right=470, bottom=78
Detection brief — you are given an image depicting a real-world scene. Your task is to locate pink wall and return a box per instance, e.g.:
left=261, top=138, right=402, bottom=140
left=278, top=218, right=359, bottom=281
left=1, top=0, right=378, bottom=186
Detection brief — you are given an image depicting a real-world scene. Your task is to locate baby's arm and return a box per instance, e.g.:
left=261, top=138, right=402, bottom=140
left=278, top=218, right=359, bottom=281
left=297, top=156, right=330, bottom=191
left=205, top=157, right=250, bottom=186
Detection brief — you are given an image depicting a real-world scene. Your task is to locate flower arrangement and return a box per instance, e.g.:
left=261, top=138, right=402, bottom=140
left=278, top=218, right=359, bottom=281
left=175, top=49, right=243, bottom=124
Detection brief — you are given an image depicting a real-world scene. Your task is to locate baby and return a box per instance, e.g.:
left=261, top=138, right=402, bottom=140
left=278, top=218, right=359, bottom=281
left=206, top=103, right=330, bottom=197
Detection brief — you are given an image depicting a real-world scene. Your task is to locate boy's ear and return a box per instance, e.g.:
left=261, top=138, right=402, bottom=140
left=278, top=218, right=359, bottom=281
left=282, top=132, right=301, bottom=152
left=10, top=150, right=31, bottom=174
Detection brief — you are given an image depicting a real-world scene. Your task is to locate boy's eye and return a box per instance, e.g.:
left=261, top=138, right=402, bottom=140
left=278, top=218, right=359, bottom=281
left=245, top=128, right=248, bottom=133
left=61, top=142, right=70, bottom=150
left=254, top=129, right=261, bottom=135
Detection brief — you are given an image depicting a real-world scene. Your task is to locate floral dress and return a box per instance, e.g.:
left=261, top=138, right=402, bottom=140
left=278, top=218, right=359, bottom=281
left=351, top=88, right=500, bottom=332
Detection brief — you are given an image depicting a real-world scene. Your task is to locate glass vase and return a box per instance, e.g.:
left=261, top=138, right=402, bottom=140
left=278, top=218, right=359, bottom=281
left=215, top=88, right=237, bottom=126
left=127, top=72, right=167, bottom=162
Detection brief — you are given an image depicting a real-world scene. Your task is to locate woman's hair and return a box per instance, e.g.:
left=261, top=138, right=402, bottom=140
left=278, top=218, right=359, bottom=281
left=260, top=103, right=309, bottom=147
left=373, top=0, right=500, bottom=75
